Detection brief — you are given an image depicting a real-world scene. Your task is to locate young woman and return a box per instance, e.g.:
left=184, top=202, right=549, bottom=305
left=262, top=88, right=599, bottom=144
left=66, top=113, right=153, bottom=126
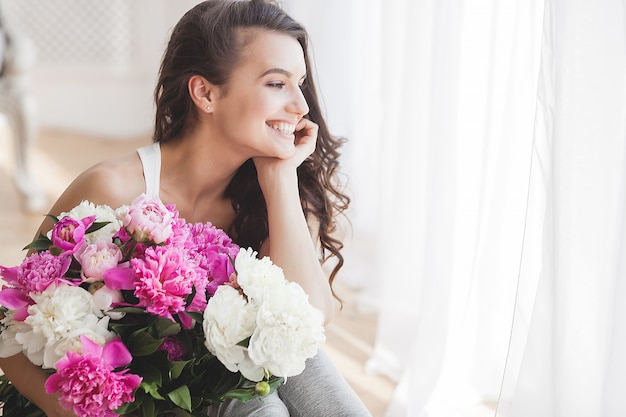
left=0, top=1, right=371, bottom=415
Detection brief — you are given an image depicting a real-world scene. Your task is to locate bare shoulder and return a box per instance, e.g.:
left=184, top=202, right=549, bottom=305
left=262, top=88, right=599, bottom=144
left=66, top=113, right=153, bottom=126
left=30, top=149, right=147, bottom=240
left=48, top=151, right=145, bottom=216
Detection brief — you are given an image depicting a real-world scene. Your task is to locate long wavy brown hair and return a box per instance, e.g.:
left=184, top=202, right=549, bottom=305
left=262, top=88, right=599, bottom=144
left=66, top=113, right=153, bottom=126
left=153, top=0, right=350, bottom=294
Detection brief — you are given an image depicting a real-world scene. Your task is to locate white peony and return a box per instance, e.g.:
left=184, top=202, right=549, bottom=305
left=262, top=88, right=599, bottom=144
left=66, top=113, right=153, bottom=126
left=247, top=282, right=325, bottom=378
left=203, top=285, right=258, bottom=376
left=234, top=248, right=286, bottom=304
left=0, top=310, right=30, bottom=358
left=14, top=283, right=114, bottom=368
left=90, top=283, right=125, bottom=320
left=51, top=200, right=127, bottom=244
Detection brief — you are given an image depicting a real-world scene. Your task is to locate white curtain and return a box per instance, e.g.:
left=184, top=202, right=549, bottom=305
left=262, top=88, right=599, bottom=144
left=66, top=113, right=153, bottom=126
left=290, top=0, right=626, bottom=416
left=364, top=1, right=544, bottom=415
left=497, top=1, right=626, bottom=416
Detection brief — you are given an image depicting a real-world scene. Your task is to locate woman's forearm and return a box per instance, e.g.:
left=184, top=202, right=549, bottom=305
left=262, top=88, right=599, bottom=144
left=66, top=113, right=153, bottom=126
left=0, top=353, right=64, bottom=416
left=261, top=171, right=335, bottom=322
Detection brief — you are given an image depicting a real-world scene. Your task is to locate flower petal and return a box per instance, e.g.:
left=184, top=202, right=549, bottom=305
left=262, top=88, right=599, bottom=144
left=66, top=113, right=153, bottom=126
left=0, top=266, right=18, bottom=285
left=103, top=267, right=136, bottom=290
left=102, top=338, right=132, bottom=369
left=80, top=335, right=104, bottom=358
left=81, top=215, right=97, bottom=230
left=0, top=288, right=31, bottom=310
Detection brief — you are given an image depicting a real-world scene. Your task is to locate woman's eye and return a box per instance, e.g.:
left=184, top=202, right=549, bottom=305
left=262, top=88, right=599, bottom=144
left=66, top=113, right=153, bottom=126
left=267, top=82, right=285, bottom=89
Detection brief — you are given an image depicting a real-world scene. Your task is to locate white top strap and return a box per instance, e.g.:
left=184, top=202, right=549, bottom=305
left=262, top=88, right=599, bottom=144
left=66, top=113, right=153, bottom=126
left=136, top=142, right=161, bottom=199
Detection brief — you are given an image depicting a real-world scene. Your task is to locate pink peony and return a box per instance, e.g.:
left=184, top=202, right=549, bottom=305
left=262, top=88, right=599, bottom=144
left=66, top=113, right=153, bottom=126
left=45, top=336, right=141, bottom=417
left=51, top=215, right=96, bottom=255
left=124, top=194, right=175, bottom=244
left=131, top=245, right=207, bottom=321
left=0, top=251, right=72, bottom=295
left=184, top=222, right=239, bottom=295
left=158, top=336, right=187, bottom=361
left=76, top=241, right=123, bottom=283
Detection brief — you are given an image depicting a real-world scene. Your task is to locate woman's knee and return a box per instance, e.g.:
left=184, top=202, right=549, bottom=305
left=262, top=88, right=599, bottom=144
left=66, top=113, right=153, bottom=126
left=206, top=390, right=290, bottom=417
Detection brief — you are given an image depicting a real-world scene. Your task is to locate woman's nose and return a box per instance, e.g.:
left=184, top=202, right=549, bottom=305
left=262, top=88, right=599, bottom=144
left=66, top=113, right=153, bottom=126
left=290, top=86, right=309, bottom=118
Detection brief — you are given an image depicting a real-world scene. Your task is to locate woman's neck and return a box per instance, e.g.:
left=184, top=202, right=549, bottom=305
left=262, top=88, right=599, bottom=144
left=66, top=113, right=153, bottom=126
left=157, top=134, right=243, bottom=226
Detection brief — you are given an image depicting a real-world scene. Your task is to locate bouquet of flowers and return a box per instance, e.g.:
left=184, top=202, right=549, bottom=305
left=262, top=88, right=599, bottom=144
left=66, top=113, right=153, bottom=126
left=0, top=195, right=325, bottom=417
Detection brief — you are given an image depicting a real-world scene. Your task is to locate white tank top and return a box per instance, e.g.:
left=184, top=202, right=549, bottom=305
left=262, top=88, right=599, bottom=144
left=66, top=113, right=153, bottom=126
left=136, top=143, right=161, bottom=199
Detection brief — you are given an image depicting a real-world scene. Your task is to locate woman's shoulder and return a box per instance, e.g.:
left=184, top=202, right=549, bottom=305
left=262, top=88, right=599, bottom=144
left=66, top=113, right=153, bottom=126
left=51, top=151, right=145, bottom=215
left=33, top=150, right=145, bottom=238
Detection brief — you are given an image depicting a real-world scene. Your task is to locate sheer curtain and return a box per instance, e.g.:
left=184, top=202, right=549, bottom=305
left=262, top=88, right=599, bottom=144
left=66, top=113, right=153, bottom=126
left=363, top=1, right=544, bottom=415
left=290, top=0, right=626, bottom=416
left=497, top=1, right=626, bottom=416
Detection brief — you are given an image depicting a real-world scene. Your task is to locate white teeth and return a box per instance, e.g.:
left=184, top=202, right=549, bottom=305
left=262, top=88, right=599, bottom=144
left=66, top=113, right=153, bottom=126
left=268, top=123, right=295, bottom=134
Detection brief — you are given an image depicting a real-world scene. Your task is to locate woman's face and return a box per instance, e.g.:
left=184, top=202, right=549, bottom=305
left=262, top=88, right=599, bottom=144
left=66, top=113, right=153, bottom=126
left=211, top=29, right=309, bottom=160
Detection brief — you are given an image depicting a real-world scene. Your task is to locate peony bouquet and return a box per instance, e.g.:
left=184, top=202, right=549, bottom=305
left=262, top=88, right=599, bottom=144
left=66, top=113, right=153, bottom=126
left=0, top=195, right=325, bottom=417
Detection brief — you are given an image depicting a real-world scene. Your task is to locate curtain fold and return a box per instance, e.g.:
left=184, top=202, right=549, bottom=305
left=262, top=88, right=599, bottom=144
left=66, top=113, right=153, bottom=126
left=286, top=0, right=625, bottom=415
left=498, top=1, right=626, bottom=416
left=360, top=1, right=543, bottom=415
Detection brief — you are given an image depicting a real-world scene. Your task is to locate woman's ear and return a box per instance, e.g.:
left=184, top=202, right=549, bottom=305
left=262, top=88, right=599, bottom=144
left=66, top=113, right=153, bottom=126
left=188, top=75, right=216, bottom=113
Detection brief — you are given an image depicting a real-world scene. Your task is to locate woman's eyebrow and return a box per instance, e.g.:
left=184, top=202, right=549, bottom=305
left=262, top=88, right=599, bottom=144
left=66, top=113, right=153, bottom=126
left=260, top=68, right=306, bottom=80
left=260, top=68, right=292, bottom=78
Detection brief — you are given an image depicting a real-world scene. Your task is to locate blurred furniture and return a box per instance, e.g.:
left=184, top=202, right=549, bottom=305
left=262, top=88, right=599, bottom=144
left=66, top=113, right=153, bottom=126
left=0, top=18, right=46, bottom=212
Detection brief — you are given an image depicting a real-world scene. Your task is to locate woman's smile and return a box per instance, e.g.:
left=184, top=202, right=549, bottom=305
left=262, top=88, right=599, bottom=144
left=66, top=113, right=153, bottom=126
left=267, top=121, right=297, bottom=136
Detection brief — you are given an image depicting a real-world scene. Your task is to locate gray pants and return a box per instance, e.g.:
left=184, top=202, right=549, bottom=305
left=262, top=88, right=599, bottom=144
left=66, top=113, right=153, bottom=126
left=206, top=350, right=372, bottom=417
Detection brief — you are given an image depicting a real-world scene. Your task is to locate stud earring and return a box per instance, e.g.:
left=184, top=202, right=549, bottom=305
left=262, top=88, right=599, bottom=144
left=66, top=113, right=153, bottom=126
left=205, top=105, right=211, bottom=111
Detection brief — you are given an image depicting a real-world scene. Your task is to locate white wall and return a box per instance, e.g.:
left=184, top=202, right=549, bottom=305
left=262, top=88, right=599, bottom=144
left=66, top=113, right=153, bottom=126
left=2, top=0, right=352, bottom=140
left=2, top=0, right=199, bottom=138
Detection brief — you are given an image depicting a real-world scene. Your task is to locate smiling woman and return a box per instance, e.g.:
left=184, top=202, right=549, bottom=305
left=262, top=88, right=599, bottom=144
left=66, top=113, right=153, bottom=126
left=193, top=29, right=310, bottom=162
left=0, top=1, right=372, bottom=416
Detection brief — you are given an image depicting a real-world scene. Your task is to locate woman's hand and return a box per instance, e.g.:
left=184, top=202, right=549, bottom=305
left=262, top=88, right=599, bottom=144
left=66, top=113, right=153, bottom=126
left=254, top=117, right=318, bottom=186
left=251, top=117, right=335, bottom=321
left=289, top=117, right=319, bottom=167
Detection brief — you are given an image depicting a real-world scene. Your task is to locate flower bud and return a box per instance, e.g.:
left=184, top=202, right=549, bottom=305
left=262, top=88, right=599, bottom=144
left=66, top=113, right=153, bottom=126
left=254, top=381, right=271, bottom=397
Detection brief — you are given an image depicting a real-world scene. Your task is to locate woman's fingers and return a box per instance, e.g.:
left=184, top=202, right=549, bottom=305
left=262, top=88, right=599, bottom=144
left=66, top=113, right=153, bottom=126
left=294, top=117, right=318, bottom=148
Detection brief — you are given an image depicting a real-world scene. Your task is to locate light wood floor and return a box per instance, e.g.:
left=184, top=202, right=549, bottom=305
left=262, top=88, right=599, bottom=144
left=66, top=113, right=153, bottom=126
left=0, top=126, right=396, bottom=416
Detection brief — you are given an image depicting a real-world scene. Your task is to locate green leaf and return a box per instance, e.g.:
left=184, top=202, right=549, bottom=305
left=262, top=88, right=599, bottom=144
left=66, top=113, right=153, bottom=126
left=184, top=285, right=197, bottom=307
left=85, top=221, right=111, bottom=234
left=236, top=336, right=251, bottom=347
left=141, top=396, right=156, bottom=417
left=49, top=246, right=63, bottom=256
left=127, top=331, right=164, bottom=356
left=268, top=376, right=285, bottom=392
left=140, top=378, right=166, bottom=401
left=109, top=306, right=148, bottom=314
left=115, top=398, right=140, bottom=415
left=222, top=387, right=257, bottom=402
left=151, top=317, right=181, bottom=338
left=183, top=311, right=203, bottom=323
left=169, top=360, right=191, bottom=379
left=167, top=385, right=192, bottom=411
left=136, top=362, right=163, bottom=387
left=22, top=234, right=52, bottom=252
left=45, top=213, right=59, bottom=224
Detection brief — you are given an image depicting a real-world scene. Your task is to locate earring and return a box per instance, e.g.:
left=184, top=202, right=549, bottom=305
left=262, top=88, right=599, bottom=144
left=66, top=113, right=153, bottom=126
left=205, top=105, right=211, bottom=111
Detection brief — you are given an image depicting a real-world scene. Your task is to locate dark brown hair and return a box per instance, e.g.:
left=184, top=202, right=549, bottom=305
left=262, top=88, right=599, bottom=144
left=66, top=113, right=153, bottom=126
left=153, top=0, right=350, bottom=293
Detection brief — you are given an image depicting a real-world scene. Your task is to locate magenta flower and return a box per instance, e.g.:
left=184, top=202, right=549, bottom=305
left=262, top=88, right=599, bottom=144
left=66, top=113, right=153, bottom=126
left=0, top=288, right=32, bottom=321
left=131, top=245, right=206, bottom=321
left=45, top=336, right=141, bottom=417
left=51, top=215, right=96, bottom=255
left=0, top=251, right=72, bottom=304
left=124, top=194, right=175, bottom=244
left=158, top=336, right=187, bottom=361
left=184, top=222, right=239, bottom=295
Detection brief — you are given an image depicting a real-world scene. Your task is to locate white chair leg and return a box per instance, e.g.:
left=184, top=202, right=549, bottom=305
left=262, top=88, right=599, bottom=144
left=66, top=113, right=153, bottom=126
left=0, top=24, right=46, bottom=212
left=2, top=84, right=46, bottom=212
